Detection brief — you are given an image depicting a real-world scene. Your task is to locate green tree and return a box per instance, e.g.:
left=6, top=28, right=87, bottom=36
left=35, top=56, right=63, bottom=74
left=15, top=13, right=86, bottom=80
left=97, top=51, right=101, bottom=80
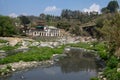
left=101, top=1, right=119, bottom=14
left=0, top=16, right=16, bottom=36
left=19, top=15, right=30, bottom=32
left=100, top=13, right=120, bottom=56
left=107, top=0, right=119, bottom=13
left=56, top=21, right=71, bottom=31
left=101, top=7, right=110, bottom=14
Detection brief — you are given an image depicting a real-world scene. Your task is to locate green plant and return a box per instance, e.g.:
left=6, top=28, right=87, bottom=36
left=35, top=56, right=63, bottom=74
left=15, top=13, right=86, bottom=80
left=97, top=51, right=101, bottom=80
left=107, top=56, right=118, bottom=68
left=0, top=39, right=8, bottom=43
left=0, top=46, right=17, bottom=51
left=104, top=67, right=120, bottom=80
left=0, top=46, right=64, bottom=64
left=90, top=77, right=99, bottom=80
left=0, top=65, right=12, bottom=76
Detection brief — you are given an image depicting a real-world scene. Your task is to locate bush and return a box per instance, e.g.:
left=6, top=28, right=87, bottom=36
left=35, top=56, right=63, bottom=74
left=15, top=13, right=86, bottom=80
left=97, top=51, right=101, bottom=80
left=104, top=67, right=120, bottom=80
left=107, top=56, right=118, bottom=68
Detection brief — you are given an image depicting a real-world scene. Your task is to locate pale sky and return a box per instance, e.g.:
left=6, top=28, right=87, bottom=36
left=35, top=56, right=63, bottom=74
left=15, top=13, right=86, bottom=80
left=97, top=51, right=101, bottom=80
left=0, top=0, right=120, bottom=17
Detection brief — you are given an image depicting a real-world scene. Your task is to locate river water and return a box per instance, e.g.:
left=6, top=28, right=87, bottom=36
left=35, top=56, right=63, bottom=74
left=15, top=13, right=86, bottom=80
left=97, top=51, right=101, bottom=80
left=0, top=49, right=98, bottom=80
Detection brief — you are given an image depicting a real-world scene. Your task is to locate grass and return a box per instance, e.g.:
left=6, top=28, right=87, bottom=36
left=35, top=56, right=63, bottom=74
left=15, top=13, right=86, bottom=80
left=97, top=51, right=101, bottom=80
left=0, top=39, right=8, bottom=43
left=66, top=42, right=91, bottom=49
left=0, top=42, right=22, bottom=51
left=0, top=46, right=64, bottom=64
left=0, top=41, right=107, bottom=64
left=67, top=42, right=108, bottom=59
left=0, top=46, right=17, bottom=51
left=0, top=41, right=119, bottom=80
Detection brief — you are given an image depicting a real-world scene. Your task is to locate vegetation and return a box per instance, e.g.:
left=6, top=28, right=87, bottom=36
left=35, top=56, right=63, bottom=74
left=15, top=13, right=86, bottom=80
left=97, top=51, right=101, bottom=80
left=0, top=45, right=18, bottom=51
left=0, top=39, right=8, bottom=43
left=101, top=0, right=119, bottom=13
left=0, top=65, right=12, bottom=76
left=19, top=15, right=31, bottom=33
left=103, top=67, right=120, bottom=80
left=95, top=3, right=120, bottom=79
left=90, top=77, right=99, bottom=80
left=97, top=13, right=120, bottom=56
left=67, top=40, right=120, bottom=80
left=0, top=46, right=64, bottom=64
left=67, top=42, right=108, bottom=59
left=0, top=41, right=107, bottom=64
left=0, top=16, right=16, bottom=36
left=0, top=0, right=120, bottom=79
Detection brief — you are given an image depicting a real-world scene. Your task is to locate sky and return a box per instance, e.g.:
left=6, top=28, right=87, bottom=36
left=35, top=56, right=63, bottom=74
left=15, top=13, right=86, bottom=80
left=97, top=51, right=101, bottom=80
left=0, top=0, right=120, bottom=17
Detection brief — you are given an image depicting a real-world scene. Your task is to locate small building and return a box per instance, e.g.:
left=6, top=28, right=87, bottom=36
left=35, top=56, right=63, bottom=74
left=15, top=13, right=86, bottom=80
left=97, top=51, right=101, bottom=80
left=26, top=26, right=61, bottom=37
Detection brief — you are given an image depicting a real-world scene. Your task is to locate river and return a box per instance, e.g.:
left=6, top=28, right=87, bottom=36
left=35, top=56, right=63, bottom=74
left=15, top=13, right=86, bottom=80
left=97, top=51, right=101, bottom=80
left=0, top=48, right=99, bottom=80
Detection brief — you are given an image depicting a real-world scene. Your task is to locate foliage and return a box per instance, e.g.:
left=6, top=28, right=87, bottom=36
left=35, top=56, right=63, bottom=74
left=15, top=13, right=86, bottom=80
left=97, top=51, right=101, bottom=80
left=56, top=21, right=71, bottom=31
left=67, top=42, right=91, bottom=49
left=0, top=46, right=63, bottom=64
left=70, top=26, right=81, bottom=36
left=92, top=42, right=108, bottom=60
left=107, top=0, right=119, bottom=13
left=101, top=7, right=110, bottom=14
left=67, top=42, right=108, bottom=60
left=99, top=13, right=120, bottom=56
left=104, top=67, right=120, bottom=80
left=118, top=63, right=120, bottom=68
left=90, top=77, right=99, bottom=80
left=0, top=46, right=17, bottom=51
left=101, top=1, right=119, bottom=13
left=0, top=39, right=8, bottom=43
left=19, top=15, right=30, bottom=33
left=61, top=9, right=98, bottom=23
left=0, top=16, right=16, bottom=36
left=19, top=15, right=30, bottom=25
left=107, top=56, right=118, bottom=69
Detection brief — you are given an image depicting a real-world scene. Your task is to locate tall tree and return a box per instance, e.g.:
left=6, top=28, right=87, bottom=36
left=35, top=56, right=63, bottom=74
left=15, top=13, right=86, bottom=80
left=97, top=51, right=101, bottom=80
left=0, top=16, right=16, bottom=36
left=101, top=1, right=119, bottom=14
left=101, top=7, right=110, bottom=14
left=107, top=0, right=119, bottom=13
left=19, top=15, right=30, bottom=32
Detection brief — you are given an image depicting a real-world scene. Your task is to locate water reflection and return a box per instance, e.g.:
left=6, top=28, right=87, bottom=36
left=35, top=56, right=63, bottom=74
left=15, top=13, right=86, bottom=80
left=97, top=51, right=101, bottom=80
left=0, top=49, right=98, bottom=80
left=57, top=51, right=97, bottom=74
left=57, top=57, right=96, bottom=73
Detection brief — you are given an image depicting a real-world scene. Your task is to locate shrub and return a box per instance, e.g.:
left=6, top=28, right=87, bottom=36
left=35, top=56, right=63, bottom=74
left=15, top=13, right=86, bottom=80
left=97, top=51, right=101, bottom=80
left=107, top=56, right=118, bottom=68
left=104, top=67, right=120, bottom=80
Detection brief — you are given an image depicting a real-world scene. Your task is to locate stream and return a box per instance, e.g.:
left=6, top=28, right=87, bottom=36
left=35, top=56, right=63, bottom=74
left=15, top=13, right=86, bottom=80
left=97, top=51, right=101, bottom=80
left=0, top=48, right=100, bottom=80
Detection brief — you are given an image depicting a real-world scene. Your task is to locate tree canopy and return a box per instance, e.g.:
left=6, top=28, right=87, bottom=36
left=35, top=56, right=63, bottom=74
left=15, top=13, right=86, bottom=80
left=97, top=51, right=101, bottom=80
left=99, top=13, right=120, bottom=55
left=19, top=15, right=30, bottom=26
left=107, top=0, right=119, bottom=13
left=101, top=0, right=119, bottom=13
left=0, top=16, right=16, bottom=36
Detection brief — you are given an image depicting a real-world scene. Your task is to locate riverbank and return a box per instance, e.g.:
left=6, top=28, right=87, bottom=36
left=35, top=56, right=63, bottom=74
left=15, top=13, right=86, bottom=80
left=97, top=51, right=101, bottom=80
left=1, top=40, right=119, bottom=80
left=0, top=45, right=64, bottom=76
left=0, top=60, right=54, bottom=76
